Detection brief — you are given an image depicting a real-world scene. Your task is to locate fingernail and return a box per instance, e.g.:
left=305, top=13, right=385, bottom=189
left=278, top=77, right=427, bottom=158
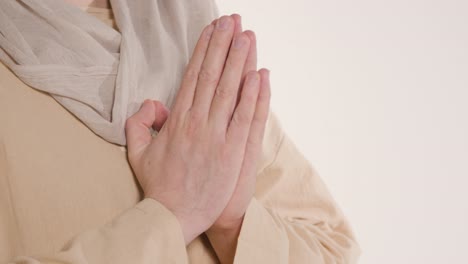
left=233, top=34, right=246, bottom=49
left=216, top=16, right=231, bottom=30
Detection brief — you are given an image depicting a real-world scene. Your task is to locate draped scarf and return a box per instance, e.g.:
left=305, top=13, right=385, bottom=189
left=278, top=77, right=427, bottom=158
left=0, top=0, right=219, bottom=145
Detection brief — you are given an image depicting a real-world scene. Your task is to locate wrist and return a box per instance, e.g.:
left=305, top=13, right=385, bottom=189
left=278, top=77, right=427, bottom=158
left=206, top=216, right=244, bottom=264
left=210, top=215, right=245, bottom=233
left=144, top=196, right=202, bottom=245
left=207, top=215, right=244, bottom=245
left=174, top=211, right=207, bottom=246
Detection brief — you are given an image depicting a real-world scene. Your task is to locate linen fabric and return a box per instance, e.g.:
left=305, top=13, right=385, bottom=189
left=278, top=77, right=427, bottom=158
left=0, top=3, right=361, bottom=264
left=0, top=0, right=218, bottom=145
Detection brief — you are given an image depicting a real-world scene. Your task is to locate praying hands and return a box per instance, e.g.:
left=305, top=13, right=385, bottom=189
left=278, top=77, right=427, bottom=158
left=125, top=14, right=269, bottom=263
left=1, top=1, right=359, bottom=262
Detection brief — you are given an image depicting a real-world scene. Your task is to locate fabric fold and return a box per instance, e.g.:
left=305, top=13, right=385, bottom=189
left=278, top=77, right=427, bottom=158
left=0, top=0, right=219, bottom=145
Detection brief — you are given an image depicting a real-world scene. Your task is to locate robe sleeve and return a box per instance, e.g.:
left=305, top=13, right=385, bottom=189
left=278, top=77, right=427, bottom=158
left=6, top=199, right=188, bottom=264
left=233, top=111, right=361, bottom=263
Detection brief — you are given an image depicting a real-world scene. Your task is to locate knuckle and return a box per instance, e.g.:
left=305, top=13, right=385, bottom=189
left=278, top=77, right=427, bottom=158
left=215, top=86, right=235, bottom=100
left=162, top=117, right=176, bottom=134
left=231, top=110, right=250, bottom=126
left=246, top=135, right=260, bottom=148
left=189, top=108, right=204, bottom=122
left=184, top=67, right=199, bottom=83
left=243, top=92, right=257, bottom=104
left=124, top=117, right=136, bottom=131
left=224, top=58, right=235, bottom=69
left=199, top=67, right=219, bottom=85
left=212, top=37, right=227, bottom=51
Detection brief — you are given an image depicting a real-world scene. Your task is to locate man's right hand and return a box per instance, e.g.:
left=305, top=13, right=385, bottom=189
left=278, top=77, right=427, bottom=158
left=124, top=15, right=267, bottom=245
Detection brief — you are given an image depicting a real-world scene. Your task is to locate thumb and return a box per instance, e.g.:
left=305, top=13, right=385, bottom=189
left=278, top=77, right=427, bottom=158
left=151, top=100, right=170, bottom=132
left=125, top=99, right=169, bottom=158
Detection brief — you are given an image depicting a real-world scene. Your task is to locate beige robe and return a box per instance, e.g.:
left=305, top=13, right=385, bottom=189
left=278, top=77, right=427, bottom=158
left=0, top=6, right=360, bottom=264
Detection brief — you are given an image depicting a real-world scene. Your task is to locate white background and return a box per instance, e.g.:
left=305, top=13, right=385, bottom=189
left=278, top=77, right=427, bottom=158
left=217, top=0, right=468, bottom=263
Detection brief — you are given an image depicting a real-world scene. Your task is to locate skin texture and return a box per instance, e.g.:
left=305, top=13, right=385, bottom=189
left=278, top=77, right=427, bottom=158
left=204, top=14, right=268, bottom=264
left=125, top=14, right=271, bottom=262
left=66, top=0, right=268, bottom=261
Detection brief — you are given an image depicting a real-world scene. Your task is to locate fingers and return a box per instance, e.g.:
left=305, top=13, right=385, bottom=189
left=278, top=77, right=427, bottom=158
left=242, top=30, right=257, bottom=78
left=233, top=30, right=257, bottom=118
left=172, top=24, right=215, bottom=116
left=125, top=100, right=169, bottom=159
left=209, top=32, right=251, bottom=124
left=241, top=68, right=271, bottom=171
left=173, top=14, right=258, bottom=135
left=228, top=14, right=257, bottom=91
left=231, top=13, right=242, bottom=33
left=230, top=14, right=257, bottom=78
left=191, top=16, right=235, bottom=116
left=229, top=69, right=270, bottom=201
left=229, top=15, right=258, bottom=121
left=226, top=71, right=261, bottom=149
